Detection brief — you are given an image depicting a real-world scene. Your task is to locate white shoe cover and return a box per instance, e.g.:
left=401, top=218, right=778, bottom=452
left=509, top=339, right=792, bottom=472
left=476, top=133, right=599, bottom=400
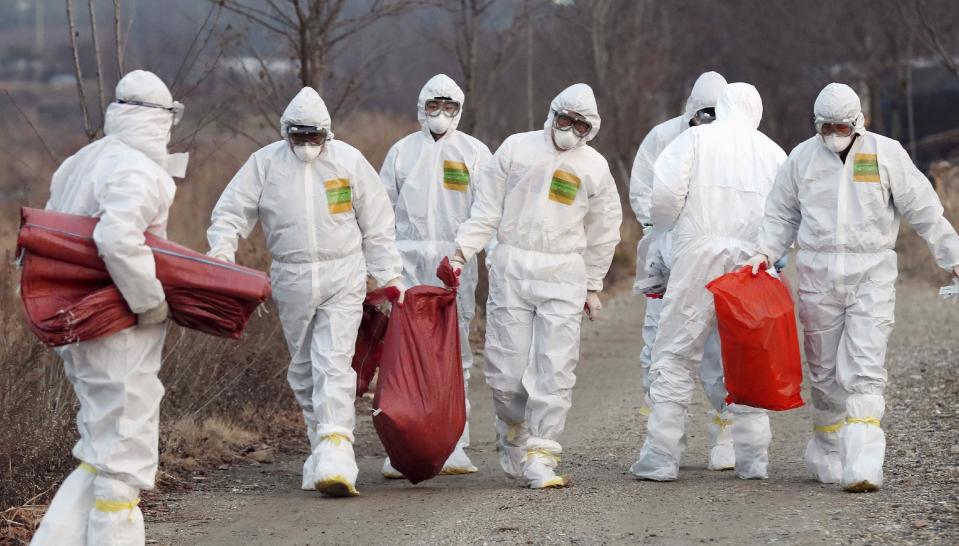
left=630, top=401, right=686, bottom=481
left=804, top=433, right=842, bottom=484
left=729, top=405, right=771, bottom=480
left=87, top=475, right=145, bottom=546
left=495, top=418, right=528, bottom=480
left=441, top=446, right=479, bottom=475
left=312, top=428, right=359, bottom=497
left=301, top=419, right=319, bottom=490
left=30, top=465, right=96, bottom=546
left=523, top=439, right=569, bottom=489
left=841, top=394, right=885, bottom=492
left=381, top=457, right=404, bottom=479
left=706, top=411, right=736, bottom=471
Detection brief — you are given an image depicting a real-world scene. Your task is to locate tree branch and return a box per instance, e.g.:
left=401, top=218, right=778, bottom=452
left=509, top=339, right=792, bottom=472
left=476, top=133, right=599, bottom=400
left=65, top=0, right=95, bottom=142
left=88, top=0, right=106, bottom=131
left=4, top=90, right=58, bottom=165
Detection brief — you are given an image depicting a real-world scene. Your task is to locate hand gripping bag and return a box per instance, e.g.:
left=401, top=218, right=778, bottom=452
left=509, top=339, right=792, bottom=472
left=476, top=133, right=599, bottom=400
left=706, top=265, right=804, bottom=411
left=372, top=258, right=465, bottom=483
left=16, top=207, right=271, bottom=346
left=351, top=290, right=394, bottom=396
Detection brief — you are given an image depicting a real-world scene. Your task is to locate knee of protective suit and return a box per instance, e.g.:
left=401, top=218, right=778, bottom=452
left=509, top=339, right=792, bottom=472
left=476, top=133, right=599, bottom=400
left=88, top=475, right=144, bottom=546
left=647, top=359, right=696, bottom=407
left=490, top=388, right=527, bottom=425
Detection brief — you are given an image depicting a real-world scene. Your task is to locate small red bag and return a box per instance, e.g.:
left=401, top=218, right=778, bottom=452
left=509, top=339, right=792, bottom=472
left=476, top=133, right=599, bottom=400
left=706, top=265, right=804, bottom=411
left=372, top=258, right=465, bottom=483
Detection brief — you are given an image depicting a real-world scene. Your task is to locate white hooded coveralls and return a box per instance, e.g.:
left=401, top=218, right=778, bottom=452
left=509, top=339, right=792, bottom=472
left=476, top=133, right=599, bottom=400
left=758, top=83, right=959, bottom=489
left=632, top=83, right=786, bottom=482
left=627, top=72, right=734, bottom=468
left=455, top=83, right=622, bottom=480
left=379, top=75, right=492, bottom=469
left=32, top=70, right=179, bottom=546
left=207, top=88, right=402, bottom=492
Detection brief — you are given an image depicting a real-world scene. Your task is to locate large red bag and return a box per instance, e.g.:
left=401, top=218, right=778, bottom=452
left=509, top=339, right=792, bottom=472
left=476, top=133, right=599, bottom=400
left=372, top=258, right=465, bottom=484
left=16, top=207, right=271, bottom=346
left=706, top=265, right=804, bottom=411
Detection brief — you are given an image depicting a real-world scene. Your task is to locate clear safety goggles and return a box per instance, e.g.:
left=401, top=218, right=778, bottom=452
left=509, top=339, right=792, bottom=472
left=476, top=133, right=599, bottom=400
left=425, top=99, right=461, bottom=118
left=813, top=117, right=855, bottom=137
left=117, top=99, right=184, bottom=126
left=286, top=124, right=328, bottom=146
left=690, top=107, right=716, bottom=127
left=553, top=109, right=591, bottom=137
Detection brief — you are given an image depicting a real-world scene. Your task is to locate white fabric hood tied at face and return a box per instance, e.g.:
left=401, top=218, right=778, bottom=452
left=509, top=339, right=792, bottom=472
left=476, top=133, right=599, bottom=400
left=104, top=69, right=188, bottom=177
left=814, top=82, right=866, bottom=136
left=684, top=71, right=728, bottom=124
left=543, top=83, right=602, bottom=147
left=417, top=73, right=466, bottom=136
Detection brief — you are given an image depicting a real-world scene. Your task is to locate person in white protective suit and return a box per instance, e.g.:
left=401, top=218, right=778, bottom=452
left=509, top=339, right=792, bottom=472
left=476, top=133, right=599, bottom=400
left=378, top=74, right=492, bottom=478
left=628, top=71, right=738, bottom=470
left=31, top=70, right=187, bottom=546
left=449, top=83, right=622, bottom=489
left=206, top=87, right=404, bottom=498
left=748, top=83, right=959, bottom=492
left=631, top=83, right=787, bottom=482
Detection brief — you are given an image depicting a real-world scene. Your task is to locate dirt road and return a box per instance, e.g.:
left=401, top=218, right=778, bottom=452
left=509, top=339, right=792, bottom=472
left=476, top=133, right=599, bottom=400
left=148, top=281, right=959, bottom=545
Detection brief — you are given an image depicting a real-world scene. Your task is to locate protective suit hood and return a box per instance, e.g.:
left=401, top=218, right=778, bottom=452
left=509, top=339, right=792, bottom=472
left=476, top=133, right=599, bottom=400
left=814, top=83, right=866, bottom=136
left=103, top=70, right=175, bottom=166
left=544, top=83, right=601, bottom=145
left=417, top=74, right=465, bottom=136
left=281, top=87, right=334, bottom=141
left=683, top=71, right=727, bottom=123
left=715, top=82, right=763, bottom=130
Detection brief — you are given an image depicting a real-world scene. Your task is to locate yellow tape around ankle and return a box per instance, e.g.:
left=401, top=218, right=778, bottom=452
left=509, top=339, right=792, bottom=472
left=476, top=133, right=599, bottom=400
left=712, top=416, right=733, bottom=428
left=321, top=432, right=352, bottom=446
left=78, top=462, right=97, bottom=475
left=524, top=448, right=560, bottom=464
left=846, top=417, right=881, bottom=427
left=94, top=498, right=140, bottom=513
left=814, top=420, right=845, bottom=433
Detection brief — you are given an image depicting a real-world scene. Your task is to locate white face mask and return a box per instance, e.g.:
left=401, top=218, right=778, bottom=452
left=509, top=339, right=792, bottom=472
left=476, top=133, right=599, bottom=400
left=293, top=144, right=322, bottom=163
left=552, top=127, right=582, bottom=151
left=427, top=115, right=452, bottom=135
left=822, top=134, right=853, bottom=154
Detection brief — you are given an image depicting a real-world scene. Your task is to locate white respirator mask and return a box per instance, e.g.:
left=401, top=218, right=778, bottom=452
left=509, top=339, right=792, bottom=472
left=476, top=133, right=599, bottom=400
left=427, top=115, right=453, bottom=135
left=822, top=134, right=853, bottom=153
left=293, top=145, right=322, bottom=163
left=552, top=128, right=582, bottom=151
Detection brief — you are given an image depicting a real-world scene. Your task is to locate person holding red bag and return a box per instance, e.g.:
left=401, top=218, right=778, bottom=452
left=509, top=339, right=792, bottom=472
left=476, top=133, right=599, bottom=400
left=631, top=83, right=786, bottom=483
left=748, top=83, right=959, bottom=492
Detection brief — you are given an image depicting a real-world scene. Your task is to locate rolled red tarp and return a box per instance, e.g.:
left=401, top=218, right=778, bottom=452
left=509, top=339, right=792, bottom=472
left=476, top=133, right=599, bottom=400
left=372, top=258, right=465, bottom=483
left=706, top=265, right=804, bottom=411
left=351, top=287, right=397, bottom=397
left=16, top=207, right=272, bottom=346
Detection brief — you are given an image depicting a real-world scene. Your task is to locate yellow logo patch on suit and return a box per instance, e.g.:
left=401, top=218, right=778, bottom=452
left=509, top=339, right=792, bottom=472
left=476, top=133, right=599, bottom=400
left=443, top=160, right=470, bottom=192
left=549, top=170, right=581, bottom=205
left=852, top=153, right=880, bottom=183
left=324, top=178, right=353, bottom=213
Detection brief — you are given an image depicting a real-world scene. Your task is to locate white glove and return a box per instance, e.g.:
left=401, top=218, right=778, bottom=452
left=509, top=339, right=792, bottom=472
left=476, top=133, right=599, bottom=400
left=207, top=249, right=235, bottom=263
left=386, top=277, right=407, bottom=304
left=744, top=253, right=770, bottom=275
left=585, top=291, right=602, bottom=321
left=137, top=300, right=169, bottom=326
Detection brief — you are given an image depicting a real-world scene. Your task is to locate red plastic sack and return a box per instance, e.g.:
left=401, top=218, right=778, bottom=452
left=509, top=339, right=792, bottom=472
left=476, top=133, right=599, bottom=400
left=706, top=265, right=804, bottom=411
left=372, top=258, right=465, bottom=483
left=16, top=207, right=271, bottom=346
left=351, top=290, right=395, bottom=397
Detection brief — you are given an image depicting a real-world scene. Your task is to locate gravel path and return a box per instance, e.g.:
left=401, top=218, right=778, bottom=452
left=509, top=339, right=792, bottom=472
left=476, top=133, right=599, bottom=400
left=146, top=279, right=959, bottom=546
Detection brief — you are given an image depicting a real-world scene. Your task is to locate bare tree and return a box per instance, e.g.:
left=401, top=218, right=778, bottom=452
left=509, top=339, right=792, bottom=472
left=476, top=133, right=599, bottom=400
left=901, top=0, right=959, bottom=82
left=88, top=0, right=107, bottom=123
left=66, top=0, right=96, bottom=141
left=213, top=0, right=417, bottom=91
